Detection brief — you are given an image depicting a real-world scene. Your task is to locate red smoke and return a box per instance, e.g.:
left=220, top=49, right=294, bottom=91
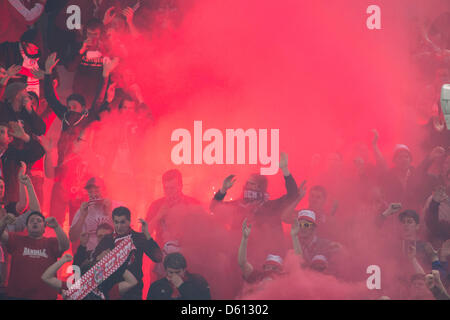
left=41, top=0, right=449, bottom=299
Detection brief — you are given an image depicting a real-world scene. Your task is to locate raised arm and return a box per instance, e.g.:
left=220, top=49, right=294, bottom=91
left=46, top=217, right=70, bottom=253
left=279, top=152, right=298, bottom=197
left=375, top=203, right=402, bottom=228
left=0, top=65, right=22, bottom=99
left=281, top=181, right=306, bottom=224
left=123, top=7, right=141, bottom=39
left=15, top=162, right=29, bottom=214
left=238, top=219, right=253, bottom=279
left=44, top=53, right=67, bottom=120
left=371, top=129, right=388, bottom=171
left=209, top=174, right=236, bottom=212
left=41, top=253, right=73, bottom=291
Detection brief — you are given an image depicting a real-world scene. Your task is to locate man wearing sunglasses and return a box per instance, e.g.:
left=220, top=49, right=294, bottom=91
left=291, top=210, right=341, bottom=273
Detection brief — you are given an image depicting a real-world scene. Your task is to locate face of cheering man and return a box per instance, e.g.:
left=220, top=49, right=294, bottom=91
left=27, top=214, right=46, bottom=239
left=113, top=214, right=131, bottom=236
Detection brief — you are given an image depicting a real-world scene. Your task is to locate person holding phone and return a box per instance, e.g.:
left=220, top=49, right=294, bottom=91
left=69, top=177, right=116, bottom=253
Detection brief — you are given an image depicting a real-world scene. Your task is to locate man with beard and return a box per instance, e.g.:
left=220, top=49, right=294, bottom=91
left=0, top=211, right=69, bottom=299
left=42, top=52, right=116, bottom=224
left=210, top=152, right=298, bottom=263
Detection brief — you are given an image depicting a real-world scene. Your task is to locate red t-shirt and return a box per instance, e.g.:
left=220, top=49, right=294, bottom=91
left=6, top=233, right=62, bottom=300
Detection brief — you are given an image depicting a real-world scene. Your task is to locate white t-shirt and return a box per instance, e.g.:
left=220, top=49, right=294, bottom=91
left=71, top=201, right=120, bottom=251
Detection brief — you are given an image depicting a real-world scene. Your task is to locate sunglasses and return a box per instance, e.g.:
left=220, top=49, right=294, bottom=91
left=299, top=221, right=315, bottom=228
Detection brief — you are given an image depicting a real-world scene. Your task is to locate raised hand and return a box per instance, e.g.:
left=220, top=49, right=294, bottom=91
left=6, top=64, right=22, bottom=79
left=383, top=203, right=402, bottom=217
left=220, top=175, right=236, bottom=193
left=425, top=273, right=435, bottom=289
left=103, top=6, right=117, bottom=25
left=242, top=218, right=251, bottom=239
left=138, top=218, right=149, bottom=235
left=8, top=121, right=30, bottom=142
left=122, top=7, right=135, bottom=25
left=45, top=217, right=59, bottom=229
left=18, top=162, right=32, bottom=187
left=2, top=213, right=16, bottom=226
left=45, top=53, right=59, bottom=74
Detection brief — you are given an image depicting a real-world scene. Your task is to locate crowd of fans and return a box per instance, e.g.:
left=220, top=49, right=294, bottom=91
left=0, top=0, right=449, bottom=300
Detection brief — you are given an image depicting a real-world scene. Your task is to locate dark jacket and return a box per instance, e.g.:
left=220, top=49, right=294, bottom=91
left=94, top=229, right=163, bottom=299
left=1, top=138, right=45, bottom=203
left=0, top=102, right=46, bottom=137
left=44, top=74, right=109, bottom=169
left=147, top=272, right=211, bottom=300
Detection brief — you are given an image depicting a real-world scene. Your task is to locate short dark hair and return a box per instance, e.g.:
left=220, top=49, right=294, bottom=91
left=399, top=210, right=419, bottom=225
left=112, top=206, right=131, bottom=221
left=311, top=185, right=327, bottom=199
left=162, top=169, right=182, bottom=186
left=67, top=93, right=86, bottom=108
left=26, top=211, right=45, bottom=225
left=164, top=252, right=187, bottom=270
left=96, top=223, right=113, bottom=233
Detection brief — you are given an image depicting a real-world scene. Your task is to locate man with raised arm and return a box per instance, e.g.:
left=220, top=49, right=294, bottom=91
left=210, top=152, right=298, bottom=263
